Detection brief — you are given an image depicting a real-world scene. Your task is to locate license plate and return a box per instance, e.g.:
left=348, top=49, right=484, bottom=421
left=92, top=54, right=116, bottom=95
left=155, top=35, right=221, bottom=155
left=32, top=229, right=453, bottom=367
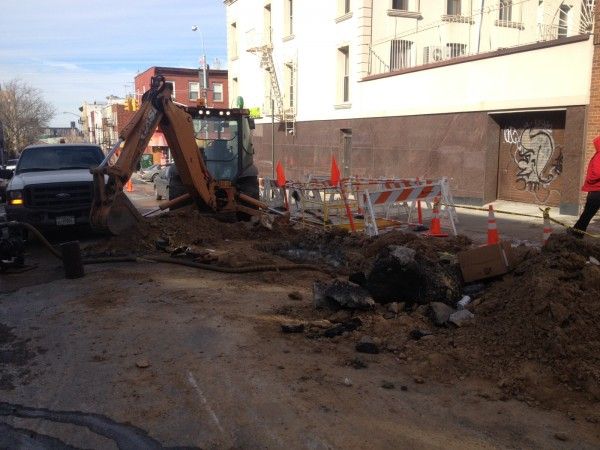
left=56, top=216, right=75, bottom=226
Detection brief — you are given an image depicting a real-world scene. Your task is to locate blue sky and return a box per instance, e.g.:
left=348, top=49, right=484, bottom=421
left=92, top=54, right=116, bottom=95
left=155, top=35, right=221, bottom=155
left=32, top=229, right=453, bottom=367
left=0, top=0, right=227, bottom=126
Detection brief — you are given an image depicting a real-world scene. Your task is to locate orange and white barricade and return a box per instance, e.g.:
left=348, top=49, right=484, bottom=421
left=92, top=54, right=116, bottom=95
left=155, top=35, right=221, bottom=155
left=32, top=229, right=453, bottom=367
left=362, top=181, right=457, bottom=236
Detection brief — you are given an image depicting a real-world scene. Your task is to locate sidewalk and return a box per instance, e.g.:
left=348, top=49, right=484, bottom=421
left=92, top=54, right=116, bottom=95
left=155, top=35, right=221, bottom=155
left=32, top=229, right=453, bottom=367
left=451, top=200, right=600, bottom=245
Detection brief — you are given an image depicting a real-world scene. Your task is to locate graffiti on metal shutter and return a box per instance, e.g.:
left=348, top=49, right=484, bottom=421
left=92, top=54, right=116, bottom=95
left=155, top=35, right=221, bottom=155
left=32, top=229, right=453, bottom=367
left=503, top=122, right=563, bottom=201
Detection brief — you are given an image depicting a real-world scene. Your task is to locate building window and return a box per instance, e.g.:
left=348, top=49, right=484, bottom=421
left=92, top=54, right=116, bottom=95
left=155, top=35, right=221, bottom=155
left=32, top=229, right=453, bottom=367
left=230, top=22, right=238, bottom=59
left=499, top=0, right=512, bottom=22
left=392, top=0, right=408, bottom=10
left=558, top=5, right=571, bottom=38
left=213, top=82, right=223, bottom=102
left=338, top=0, right=351, bottom=15
left=390, top=39, right=413, bottom=70
left=284, top=0, right=293, bottom=36
left=447, top=0, right=460, bottom=15
left=446, top=42, right=466, bottom=58
left=338, top=46, right=350, bottom=103
left=189, top=82, right=200, bottom=101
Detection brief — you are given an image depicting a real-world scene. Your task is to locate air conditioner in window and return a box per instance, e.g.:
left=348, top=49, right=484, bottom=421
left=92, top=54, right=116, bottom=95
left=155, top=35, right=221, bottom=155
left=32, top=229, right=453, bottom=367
left=423, top=46, right=444, bottom=64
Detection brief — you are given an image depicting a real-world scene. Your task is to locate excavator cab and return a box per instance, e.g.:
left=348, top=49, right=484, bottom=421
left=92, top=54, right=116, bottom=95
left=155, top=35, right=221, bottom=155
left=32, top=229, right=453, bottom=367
left=190, top=107, right=259, bottom=200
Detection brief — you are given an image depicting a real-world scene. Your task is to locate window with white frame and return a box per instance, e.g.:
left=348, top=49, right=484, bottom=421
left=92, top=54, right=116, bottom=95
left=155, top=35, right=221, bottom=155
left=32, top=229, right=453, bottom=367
left=390, top=40, right=413, bottom=70
left=189, top=82, right=200, bottom=101
left=213, top=82, right=223, bottom=102
left=338, top=0, right=351, bottom=15
left=499, top=0, right=512, bottom=22
left=338, top=46, right=350, bottom=103
left=447, top=0, right=461, bottom=15
left=284, top=0, right=293, bottom=36
left=558, top=4, right=571, bottom=38
left=392, top=0, right=409, bottom=10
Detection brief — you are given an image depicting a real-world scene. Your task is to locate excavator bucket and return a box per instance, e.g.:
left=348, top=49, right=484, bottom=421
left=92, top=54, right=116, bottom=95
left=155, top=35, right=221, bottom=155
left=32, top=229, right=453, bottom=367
left=104, top=192, right=145, bottom=235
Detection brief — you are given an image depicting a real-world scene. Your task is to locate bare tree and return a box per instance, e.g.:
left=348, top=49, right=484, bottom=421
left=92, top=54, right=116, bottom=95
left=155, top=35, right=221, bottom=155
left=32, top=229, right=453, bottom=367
left=0, top=79, right=55, bottom=158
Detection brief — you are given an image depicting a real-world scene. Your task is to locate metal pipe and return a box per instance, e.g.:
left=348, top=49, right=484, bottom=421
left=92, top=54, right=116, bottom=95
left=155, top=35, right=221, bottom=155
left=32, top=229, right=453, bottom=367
left=98, top=139, right=123, bottom=168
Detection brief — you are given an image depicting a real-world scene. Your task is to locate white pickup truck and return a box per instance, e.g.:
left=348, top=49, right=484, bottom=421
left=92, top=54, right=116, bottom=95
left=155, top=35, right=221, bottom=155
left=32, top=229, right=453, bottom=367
left=5, top=143, right=105, bottom=229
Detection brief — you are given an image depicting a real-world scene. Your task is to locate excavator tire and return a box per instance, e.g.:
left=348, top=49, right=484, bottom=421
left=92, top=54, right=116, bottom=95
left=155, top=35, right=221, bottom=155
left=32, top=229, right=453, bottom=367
left=236, top=176, right=260, bottom=221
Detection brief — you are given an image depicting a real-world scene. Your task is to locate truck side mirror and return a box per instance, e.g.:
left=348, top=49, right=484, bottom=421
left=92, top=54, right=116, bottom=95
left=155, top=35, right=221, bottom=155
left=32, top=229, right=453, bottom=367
left=248, top=118, right=256, bottom=130
left=0, top=169, right=13, bottom=180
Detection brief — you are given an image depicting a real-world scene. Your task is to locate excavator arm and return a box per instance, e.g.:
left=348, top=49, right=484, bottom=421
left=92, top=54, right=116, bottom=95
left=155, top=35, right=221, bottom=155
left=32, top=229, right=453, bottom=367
left=90, top=76, right=264, bottom=235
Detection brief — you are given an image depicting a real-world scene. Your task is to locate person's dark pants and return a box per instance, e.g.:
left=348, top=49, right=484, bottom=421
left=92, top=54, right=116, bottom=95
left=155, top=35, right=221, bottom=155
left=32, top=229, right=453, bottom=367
left=574, top=190, right=600, bottom=233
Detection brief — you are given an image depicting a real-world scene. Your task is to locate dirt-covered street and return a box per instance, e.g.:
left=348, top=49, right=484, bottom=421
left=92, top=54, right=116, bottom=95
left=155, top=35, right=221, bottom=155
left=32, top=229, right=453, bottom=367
left=1, top=180, right=599, bottom=449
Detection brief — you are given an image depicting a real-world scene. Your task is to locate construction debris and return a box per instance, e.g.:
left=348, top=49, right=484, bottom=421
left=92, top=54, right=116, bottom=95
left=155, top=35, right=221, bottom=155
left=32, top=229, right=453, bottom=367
left=82, top=204, right=600, bottom=413
left=313, top=280, right=375, bottom=310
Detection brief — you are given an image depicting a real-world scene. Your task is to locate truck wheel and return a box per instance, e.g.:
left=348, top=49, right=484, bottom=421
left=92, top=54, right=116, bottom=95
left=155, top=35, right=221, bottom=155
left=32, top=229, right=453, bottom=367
left=236, top=176, right=260, bottom=221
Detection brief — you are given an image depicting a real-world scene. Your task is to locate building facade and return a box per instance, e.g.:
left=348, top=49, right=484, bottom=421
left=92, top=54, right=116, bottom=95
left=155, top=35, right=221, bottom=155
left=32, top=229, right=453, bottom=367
left=225, top=0, right=597, bottom=214
left=134, top=66, right=229, bottom=108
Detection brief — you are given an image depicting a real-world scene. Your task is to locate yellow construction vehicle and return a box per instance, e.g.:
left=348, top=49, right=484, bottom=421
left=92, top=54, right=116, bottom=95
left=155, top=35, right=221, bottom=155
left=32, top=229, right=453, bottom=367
left=90, top=75, right=269, bottom=234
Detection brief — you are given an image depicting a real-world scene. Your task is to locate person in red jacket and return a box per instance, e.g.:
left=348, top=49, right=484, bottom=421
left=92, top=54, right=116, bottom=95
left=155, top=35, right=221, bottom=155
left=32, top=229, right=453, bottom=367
left=572, top=135, right=600, bottom=236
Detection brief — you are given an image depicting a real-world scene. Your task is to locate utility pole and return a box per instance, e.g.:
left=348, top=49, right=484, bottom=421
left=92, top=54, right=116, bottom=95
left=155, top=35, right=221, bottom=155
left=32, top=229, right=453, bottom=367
left=192, top=26, right=209, bottom=105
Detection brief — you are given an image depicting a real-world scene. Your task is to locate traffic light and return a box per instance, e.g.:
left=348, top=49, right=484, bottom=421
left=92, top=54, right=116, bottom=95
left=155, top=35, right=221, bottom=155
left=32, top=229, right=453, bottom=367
left=131, top=98, right=138, bottom=111
left=124, top=97, right=132, bottom=111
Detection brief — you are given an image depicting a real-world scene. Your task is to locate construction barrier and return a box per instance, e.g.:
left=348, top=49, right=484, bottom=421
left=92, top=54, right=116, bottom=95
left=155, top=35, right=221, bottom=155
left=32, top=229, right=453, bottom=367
left=259, top=177, right=286, bottom=209
left=361, top=179, right=457, bottom=236
left=264, top=173, right=459, bottom=236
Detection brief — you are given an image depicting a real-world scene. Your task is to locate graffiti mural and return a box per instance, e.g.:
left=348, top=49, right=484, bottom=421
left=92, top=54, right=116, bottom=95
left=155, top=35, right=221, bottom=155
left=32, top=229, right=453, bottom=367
left=503, top=123, right=563, bottom=200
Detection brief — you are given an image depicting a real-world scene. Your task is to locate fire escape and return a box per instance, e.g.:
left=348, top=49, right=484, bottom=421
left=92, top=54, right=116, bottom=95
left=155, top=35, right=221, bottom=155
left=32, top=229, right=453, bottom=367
left=248, top=35, right=296, bottom=135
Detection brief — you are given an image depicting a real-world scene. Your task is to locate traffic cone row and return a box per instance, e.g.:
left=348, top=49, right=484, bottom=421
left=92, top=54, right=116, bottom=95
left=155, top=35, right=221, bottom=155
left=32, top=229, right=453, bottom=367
left=427, top=198, right=448, bottom=237
left=487, top=204, right=499, bottom=245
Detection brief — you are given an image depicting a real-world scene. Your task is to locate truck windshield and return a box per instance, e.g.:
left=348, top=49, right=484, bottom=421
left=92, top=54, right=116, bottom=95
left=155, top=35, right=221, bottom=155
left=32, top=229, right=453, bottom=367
left=16, top=146, right=104, bottom=174
left=193, top=117, right=239, bottom=180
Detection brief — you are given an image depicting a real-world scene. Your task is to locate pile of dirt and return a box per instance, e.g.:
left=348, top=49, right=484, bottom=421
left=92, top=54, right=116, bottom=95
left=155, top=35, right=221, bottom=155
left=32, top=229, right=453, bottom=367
left=428, top=234, right=600, bottom=407
left=272, top=232, right=600, bottom=413
left=83, top=206, right=295, bottom=257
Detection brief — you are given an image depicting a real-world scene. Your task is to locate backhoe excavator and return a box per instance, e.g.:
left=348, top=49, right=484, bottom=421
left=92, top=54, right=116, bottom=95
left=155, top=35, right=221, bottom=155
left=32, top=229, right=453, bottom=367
left=90, top=75, right=270, bottom=234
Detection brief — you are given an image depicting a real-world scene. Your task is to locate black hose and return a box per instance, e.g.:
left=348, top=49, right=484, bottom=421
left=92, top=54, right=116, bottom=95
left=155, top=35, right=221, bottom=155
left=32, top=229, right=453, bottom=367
left=82, top=253, right=324, bottom=273
left=1, top=221, right=324, bottom=274
left=145, top=254, right=324, bottom=273
left=0, top=221, right=62, bottom=259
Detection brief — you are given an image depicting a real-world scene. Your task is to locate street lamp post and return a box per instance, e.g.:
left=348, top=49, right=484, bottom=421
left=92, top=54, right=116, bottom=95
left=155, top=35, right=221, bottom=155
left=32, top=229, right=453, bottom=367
left=191, top=25, right=209, bottom=104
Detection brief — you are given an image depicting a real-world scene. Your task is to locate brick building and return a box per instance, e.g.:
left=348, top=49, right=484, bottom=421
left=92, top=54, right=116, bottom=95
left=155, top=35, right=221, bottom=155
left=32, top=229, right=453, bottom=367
left=134, top=66, right=229, bottom=166
left=134, top=66, right=229, bottom=108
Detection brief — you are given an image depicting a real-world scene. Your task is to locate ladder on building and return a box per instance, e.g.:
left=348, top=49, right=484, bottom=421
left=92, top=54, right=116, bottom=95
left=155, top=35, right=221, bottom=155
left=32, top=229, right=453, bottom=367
left=248, top=44, right=296, bottom=135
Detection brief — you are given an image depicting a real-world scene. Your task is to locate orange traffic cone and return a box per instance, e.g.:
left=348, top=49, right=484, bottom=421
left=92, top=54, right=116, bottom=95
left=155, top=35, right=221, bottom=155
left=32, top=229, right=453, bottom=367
left=542, top=208, right=552, bottom=246
left=126, top=179, right=133, bottom=193
left=427, top=198, right=448, bottom=237
left=487, top=204, right=499, bottom=245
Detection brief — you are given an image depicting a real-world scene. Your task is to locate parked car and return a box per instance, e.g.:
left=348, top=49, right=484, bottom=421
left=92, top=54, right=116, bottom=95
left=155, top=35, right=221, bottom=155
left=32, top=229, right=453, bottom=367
left=4, top=143, right=104, bottom=229
left=153, top=164, right=187, bottom=201
left=140, top=164, right=162, bottom=182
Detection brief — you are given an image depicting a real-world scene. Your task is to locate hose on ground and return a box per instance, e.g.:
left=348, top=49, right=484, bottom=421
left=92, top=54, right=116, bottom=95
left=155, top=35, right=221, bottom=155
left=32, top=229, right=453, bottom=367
left=0, top=221, right=62, bottom=259
left=83, top=254, right=324, bottom=273
left=144, top=254, right=324, bottom=273
left=1, top=221, right=324, bottom=274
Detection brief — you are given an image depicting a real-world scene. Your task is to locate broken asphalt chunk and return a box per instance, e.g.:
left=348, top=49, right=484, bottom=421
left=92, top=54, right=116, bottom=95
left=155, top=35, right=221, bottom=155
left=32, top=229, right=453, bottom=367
left=355, top=336, right=379, bottom=354
left=313, top=280, right=375, bottom=310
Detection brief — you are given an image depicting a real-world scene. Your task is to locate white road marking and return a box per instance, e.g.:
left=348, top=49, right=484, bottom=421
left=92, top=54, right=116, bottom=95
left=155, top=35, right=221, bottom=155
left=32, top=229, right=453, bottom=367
left=187, top=371, right=225, bottom=434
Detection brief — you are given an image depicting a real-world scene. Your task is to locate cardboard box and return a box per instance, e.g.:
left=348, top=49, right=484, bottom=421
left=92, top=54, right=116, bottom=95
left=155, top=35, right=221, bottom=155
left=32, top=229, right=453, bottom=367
left=458, top=242, right=514, bottom=283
